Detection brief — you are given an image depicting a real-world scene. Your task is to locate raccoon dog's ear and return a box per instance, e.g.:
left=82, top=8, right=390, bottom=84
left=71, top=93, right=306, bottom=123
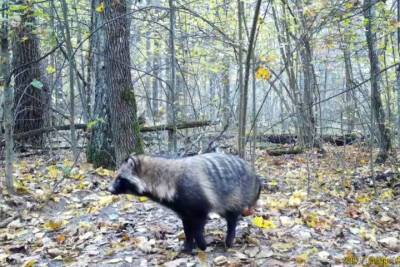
left=126, top=156, right=141, bottom=174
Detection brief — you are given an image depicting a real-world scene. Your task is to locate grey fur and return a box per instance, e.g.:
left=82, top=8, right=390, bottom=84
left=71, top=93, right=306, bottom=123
left=112, top=153, right=261, bottom=216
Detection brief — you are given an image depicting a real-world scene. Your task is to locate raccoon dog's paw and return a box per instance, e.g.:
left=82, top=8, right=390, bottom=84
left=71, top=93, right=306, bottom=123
left=181, top=244, right=196, bottom=255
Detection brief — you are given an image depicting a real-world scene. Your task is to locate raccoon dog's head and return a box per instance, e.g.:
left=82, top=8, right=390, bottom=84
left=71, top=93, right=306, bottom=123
left=108, top=156, right=147, bottom=195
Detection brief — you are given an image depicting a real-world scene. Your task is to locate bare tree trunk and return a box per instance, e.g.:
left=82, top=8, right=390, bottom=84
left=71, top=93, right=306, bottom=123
left=167, top=0, right=177, bottom=152
left=1, top=0, right=14, bottom=194
left=12, top=1, right=50, bottom=146
left=343, top=47, right=356, bottom=134
left=152, top=40, right=160, bottom=119
left=104, top=0, right=144, bottom=165
left=364, top=0, right=391, bottom=163
left=238, top=0, right=262, bottom=158
left=59, top=0, right=78, bottom=159
left=86, top=0, right=115, bottom=168
left=222, top=54, right=230, bottom=127
left=237, top=0, right=244, bottom=157
left=397, top=0, right=400, bottom=144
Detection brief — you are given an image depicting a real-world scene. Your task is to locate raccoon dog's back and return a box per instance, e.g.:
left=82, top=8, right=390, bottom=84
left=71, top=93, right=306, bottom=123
left=180, top=153, right=261, bottom=215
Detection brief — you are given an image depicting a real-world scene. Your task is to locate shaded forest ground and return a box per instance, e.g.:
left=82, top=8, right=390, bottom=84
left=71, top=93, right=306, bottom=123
left=0, top=145, right=399, bottom=266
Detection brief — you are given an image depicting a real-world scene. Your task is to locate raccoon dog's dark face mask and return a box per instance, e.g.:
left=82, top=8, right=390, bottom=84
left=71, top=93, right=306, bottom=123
left=108, top=156, right=147, bottom=195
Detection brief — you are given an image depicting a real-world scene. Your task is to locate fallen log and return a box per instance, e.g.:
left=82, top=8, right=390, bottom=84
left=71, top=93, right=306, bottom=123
left=4, top=120, right=214, bottom=142
left=266, top=146, right=303, bottom=156
left=256, top=133, right=364, bottom=146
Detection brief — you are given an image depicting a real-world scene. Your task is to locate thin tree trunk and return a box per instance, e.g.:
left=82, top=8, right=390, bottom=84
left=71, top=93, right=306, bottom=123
left=238, top=0, right=262, bottom=158
left=59, top=0, right=78, bottom=159
left=167, top=0, right=177, bottom=152
left=1, top=0, right=14, bottom=194
left=237, top=0, right=244, bottom=157
left=104, top=0, right=144, bottom=165
left=152, top=40, right=160, bottom=119
left=397, top=0, right=400, bottom=144
left=364, top=0, right=391, bottom=163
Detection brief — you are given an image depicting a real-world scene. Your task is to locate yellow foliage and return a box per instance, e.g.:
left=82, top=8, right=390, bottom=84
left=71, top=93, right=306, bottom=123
left=138, top=196, right=148, bottom=202
left=98, top=195, right=118, bottom=207
left=252, top=216, right=276, bottom=229
left=255, top=66, right=271, bottom=81
left=96, top=2, right=105, bottom=13
left=380, top=189, right=393, bottom=201
left=46, top=65, right=56, bottom=74
left=14, top=180, right=29, bottom=195
left=43, top=219, right=67, bottom=231
left=355, top=194, right=371, bottom=204
left=47, top=165, right=61, bottom=179
left=22, top=259, right=37, bottom=267
left=288, top=190, right=307, bottom=207
left=95, top=167, right=114, bottom=177
left=266, top=198, right=287, bottom=210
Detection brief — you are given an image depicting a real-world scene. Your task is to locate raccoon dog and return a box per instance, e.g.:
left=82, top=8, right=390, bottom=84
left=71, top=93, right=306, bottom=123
left=108, top=153, right=261, bottom=253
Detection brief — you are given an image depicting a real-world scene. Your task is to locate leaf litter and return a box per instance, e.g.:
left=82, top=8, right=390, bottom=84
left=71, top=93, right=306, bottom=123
left=0, top=145, right=399, bottom=266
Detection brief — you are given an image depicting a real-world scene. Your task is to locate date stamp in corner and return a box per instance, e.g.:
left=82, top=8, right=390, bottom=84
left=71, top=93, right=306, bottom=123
left=342, top=254, right=400, bottom=266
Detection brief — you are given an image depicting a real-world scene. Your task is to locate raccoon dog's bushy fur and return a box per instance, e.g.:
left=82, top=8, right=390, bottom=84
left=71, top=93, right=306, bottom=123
left=108, top=153, right=262, bottom=253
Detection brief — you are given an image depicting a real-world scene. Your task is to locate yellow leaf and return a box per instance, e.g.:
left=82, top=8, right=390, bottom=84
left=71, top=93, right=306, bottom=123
left=47, top=165, right=61, bottom=179
left=296, top=253, right=308, bottom=264
left=46, top=65, right=56, bottom=74
left=255, top=66, right=271, bottom=81
left=380, top=189, right=393, bottom=201
left=355, top=194, right=371, bottom=204
left=22, top=259, right=37, bottom=267
left=98, top=195, right=118, bottom=207
left=288, top=190, right=307, bottom=207
left=95, top=167, right=114, bottom=177
left=252, top=216, right=276, bottom=229
left=14, top=180, right=29, bottom=195
left=344, top=2, right=353, bottom=9
left=63, top=159, right=73, bottom=168
left=304, top=213, right=318, bottom=228
left=43, top=219, right=67, bottom=231
left=96, top=2, right=105, bottom=13
left=138, top=196, right=148, bottom=202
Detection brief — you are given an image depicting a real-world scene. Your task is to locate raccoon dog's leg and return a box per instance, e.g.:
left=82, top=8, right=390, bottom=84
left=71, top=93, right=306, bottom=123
left=192, top=215, right=207, bottom=250
left=181, top=218, right=195, bottom=253
left=225, top=212, right=239, bottom=248
left=181, top=214, right=208, bottom=252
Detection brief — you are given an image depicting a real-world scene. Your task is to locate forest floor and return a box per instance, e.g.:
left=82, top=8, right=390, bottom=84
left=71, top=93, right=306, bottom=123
left=1, top=145, right=400, bottom=267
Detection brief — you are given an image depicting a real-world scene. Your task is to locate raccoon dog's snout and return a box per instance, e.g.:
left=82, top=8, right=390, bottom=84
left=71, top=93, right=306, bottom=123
left=108, top=184, right=116, bottom=194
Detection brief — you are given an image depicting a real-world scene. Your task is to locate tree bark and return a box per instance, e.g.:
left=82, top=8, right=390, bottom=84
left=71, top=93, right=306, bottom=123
left=364, top=0, right=391, bottom=163
left=86, top=0, right=115, bottom=168
left=1, top=0, right=14, bottom=194
left=12, top=1, right=50, bottom=146
left=167, top=0, right=177, bottom=152
left=237, top=0, right=244, bottom=157
left=104, top=0, right=144, bottom=165
left=59, top=0, right=78, bottom=159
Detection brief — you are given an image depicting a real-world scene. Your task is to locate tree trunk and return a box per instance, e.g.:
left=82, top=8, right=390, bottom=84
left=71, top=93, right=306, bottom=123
left=364, top=0, right=391, bottom=163
left=237, top=0, right=245, bottom=157
left=86, top=0, right=115, bottom=168
left=12, top=1, right=50, bottom=146
left=152, top=40, right=160, bottom=119
left=397, top=0, right=400, bottom=144
left=1, top=0, right=14, bottom=194
left=298, top=36, right=318, bottom=147
left=167, top=0, right=177, bottom=152
left=104, top=0, right=144, bottom=165
left=59, top=0, right=78, bottom=159
left=343, top=47, right=356, bottom=134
